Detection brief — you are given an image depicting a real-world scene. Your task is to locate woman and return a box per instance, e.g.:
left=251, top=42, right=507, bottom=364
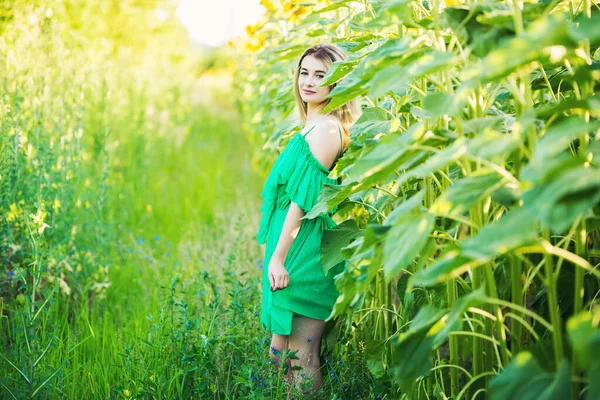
left=255, top=43, right=360, bottom=394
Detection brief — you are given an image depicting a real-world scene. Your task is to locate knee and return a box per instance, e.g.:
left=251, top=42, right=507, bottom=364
left=269, top=346, right=284, bottom=364
left=304, top=346, right=321, bottom=369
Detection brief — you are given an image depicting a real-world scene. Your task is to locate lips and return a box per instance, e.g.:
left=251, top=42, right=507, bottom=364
left=303, top=89, right=316, bottom=94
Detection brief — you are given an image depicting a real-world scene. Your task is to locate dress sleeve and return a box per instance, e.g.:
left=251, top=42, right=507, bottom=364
left=256, top=135, right=334, bottom=245
left=280, top=145, right=332, bottom=214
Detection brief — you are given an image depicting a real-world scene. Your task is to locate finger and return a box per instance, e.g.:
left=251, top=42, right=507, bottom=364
left=280, top=275, right=286, bottom=289
left=269, top=272, right=275, bottom=290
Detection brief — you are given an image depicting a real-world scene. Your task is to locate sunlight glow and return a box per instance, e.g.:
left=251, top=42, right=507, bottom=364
left=176, top=0, right=265, bottom=47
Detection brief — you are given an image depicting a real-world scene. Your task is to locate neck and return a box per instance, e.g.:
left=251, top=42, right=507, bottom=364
left=305, top=101, right=328, bottom=124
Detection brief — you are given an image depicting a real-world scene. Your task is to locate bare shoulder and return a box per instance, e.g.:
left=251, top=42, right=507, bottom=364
left=306, top=118, right=343, bottom=170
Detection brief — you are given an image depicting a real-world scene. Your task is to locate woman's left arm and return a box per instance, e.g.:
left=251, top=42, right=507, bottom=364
left=271, top=202, right=305, bottom=265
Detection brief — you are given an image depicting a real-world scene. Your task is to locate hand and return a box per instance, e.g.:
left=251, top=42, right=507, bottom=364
left=268, top=255, right=289, bottom=292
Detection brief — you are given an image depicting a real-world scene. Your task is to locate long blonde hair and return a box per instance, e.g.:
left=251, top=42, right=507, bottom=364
left=293, top=43, right=361, bottom=153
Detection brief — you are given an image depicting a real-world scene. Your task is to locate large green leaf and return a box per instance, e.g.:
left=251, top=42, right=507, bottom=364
left=409, top=248, right=483, bottom=288
left=304, top=182, right=361, bottom=219
left=365, top=339, right=387, bottom=378
left=430, top=288, right=487, bottom=343
left=368, top=65, right=410, bottom=97
left=466, top=129, right=521, bottom=160
left=533, top=117, right=598, bottom=164
left=489, top=354, right=571, bottom=400
left=323, top=73, right=368, bottom=112
left=396, top=138, right=468, bottom=186
left=406, top=51, right=459, bottom=79
left=386, top=189, right=426, bottom=224
left=389, top=306, right=446, bottom=386
left=442, top=5, right=514, bottom=57
left=567, top=311, right=600, bottom=400
left=431, top=172, right=503, bottom=215
left=567, top=310, right=600, bottom=371
left=348, top=106, right=391, bottom=136
left=389, top=289, right=486, bottom=386
left=320, top=57, right=363, bottom=86
left=321, top=219, right=363, bottom=275
left=383, top=211, right=435, bottom=281
left=522, top=161, right=600, bottom=233
left=346, top=123, right=426, bottom=181
left=359, top=0, right=417, bottom=29
left=460, top=207, right=538, bottom=259
left=331, top=243, right=383, bottom=317
left=572, top=12, right=600, bottom=45
left=368, top=51, right=459, bottom=97
left=462, top=13, right=579, bottom=83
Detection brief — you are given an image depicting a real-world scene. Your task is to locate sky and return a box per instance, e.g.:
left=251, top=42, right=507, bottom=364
left=176, top=0, right=266, bottom=47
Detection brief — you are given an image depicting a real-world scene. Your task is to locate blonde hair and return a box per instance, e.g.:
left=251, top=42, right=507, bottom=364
left=293, top=43, right=361, bottom=153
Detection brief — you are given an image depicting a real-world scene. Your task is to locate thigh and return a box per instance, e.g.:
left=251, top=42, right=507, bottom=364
left=289, top=314, right=327, bottom=359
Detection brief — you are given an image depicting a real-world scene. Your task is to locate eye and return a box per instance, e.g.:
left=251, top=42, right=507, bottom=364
left=300, top=71, right=308, bottom=75
left=317, top=74, right=324, bottom=79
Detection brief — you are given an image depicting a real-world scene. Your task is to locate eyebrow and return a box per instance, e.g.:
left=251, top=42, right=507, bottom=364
left=301, top=67, right=327, bottom=74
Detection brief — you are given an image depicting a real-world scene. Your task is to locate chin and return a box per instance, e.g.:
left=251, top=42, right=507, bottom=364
left=304, top=97, right=327, bottom=105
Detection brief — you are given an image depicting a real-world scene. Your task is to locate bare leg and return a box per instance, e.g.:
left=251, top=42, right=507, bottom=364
left=269, top=333, right=294, bottom=386
left=288, top=314, right=327, bottom=397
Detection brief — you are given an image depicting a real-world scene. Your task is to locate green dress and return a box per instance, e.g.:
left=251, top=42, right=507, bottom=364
left=256, top=124, right=346, bottom=335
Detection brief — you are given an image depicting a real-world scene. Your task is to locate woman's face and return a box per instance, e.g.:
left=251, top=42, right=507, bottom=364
left=298, top=55, right=331, bottom=105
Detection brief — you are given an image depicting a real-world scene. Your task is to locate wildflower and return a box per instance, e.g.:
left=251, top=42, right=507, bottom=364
left=254, top=312, right=259, bottom=317
left=166, top=251, right=171, bottom=257
left=270, top=346, right=279, bottom=356
left=251, top=375, right=257, bottom=381
left=263, top=337, right=269, bottom=344
left=306, top=338, right=312, bottom=343
left=154, top=235, right=161, bottom=241
left=136, top=237, right=144, bottom=244
left=8, top=271, right=14, bottom=277
left=199, top=291, right=205, bottom=295
left=330, top=370, right=338, bottom=379
left=258, top=262, right=263, bottom=270
left=127, top=248, right=134, bottom=253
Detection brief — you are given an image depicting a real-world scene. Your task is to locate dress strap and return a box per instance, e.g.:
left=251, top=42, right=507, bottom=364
left=337, top=125, right=344, bottom=157
left=302, top=125, right=316, bottom=138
